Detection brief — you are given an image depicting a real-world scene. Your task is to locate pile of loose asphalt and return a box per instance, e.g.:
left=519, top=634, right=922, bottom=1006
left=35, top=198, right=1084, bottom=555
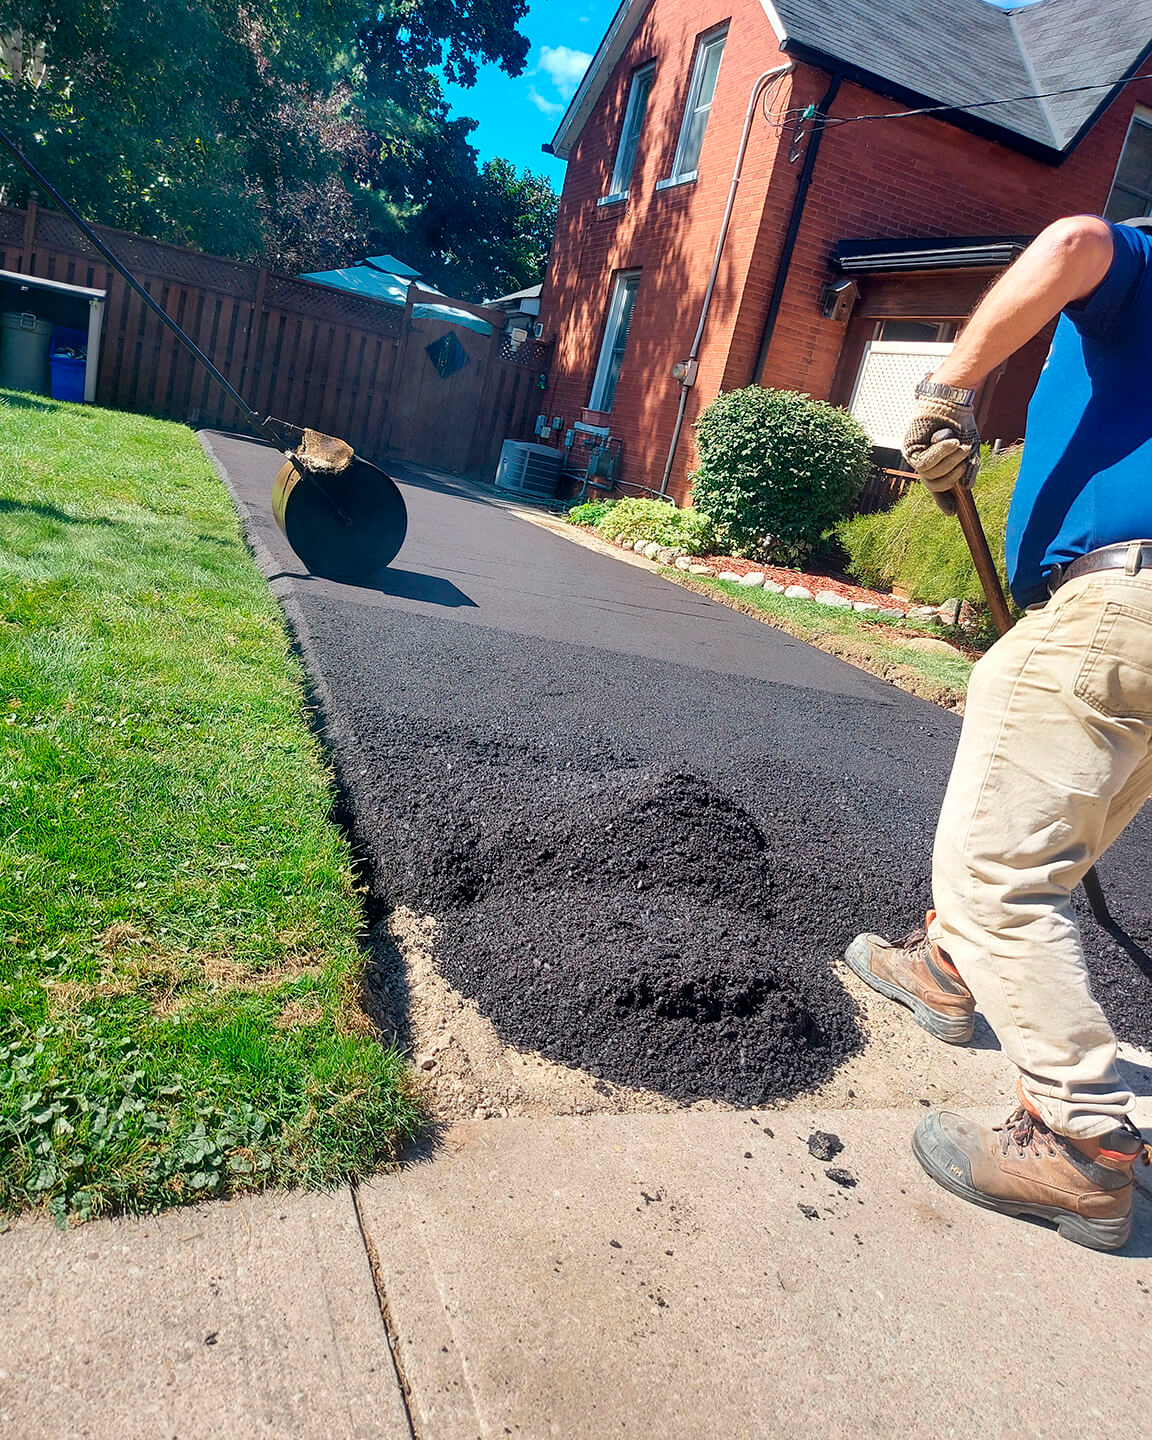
left=301, top=594, right=1152, bottom=1108
left=204, top=433, right=1152, bottom=1107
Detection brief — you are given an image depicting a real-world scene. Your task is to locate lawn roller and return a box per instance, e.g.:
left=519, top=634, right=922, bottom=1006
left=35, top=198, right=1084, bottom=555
left=942, top=438, right=1118, bottom=931
left=0, top=130, right=407, bottom=583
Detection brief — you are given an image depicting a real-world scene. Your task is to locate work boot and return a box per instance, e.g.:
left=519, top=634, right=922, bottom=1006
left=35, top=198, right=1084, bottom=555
left=913, top=1102, right=1152, bottom=1251
left=844, top=911, right=975, bottom=1044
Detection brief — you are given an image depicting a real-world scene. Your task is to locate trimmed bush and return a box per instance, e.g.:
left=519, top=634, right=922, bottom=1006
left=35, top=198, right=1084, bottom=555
left=836, top=445, right=1020, bottom=607
left=692, top=387, right=872, bottom=565
left=566, top=499, right=617, bottom=528
left=593, top=497, right=717, bottom=556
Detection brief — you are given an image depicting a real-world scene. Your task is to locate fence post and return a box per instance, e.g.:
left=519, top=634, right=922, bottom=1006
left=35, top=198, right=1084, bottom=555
left=20, top=200, right=36, bottom=272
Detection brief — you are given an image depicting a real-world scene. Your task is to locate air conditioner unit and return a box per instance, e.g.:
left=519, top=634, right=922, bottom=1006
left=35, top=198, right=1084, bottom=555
left=494, top=439, right=563, bottom=498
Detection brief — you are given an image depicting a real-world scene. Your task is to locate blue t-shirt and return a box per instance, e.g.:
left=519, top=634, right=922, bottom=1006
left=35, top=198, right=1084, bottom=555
left=1006, top=221, right=1152, bottom=607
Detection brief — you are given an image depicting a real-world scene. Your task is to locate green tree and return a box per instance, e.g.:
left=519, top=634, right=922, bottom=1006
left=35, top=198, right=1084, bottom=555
left=0, top=0, right=556, bottom=294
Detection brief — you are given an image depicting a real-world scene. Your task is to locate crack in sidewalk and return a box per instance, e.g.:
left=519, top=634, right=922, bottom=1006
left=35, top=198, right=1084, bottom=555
left=352, top=1184, right=422, bottom=1440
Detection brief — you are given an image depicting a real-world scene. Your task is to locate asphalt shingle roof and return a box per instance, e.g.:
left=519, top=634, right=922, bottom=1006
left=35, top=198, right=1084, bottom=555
left=771, top=0, right=1152, bottom=152
left=549, top=0, right=1152, bottom=159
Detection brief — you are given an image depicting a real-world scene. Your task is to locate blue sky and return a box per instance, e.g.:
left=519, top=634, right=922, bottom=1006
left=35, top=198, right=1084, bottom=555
left=440, top=0, right=619, bottom=185
left=440, top=0, right=1044, bottom=185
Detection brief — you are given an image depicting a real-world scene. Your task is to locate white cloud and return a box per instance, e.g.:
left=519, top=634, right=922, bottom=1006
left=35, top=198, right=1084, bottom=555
left=537, top=45, right=593, bottom=100
left=528, top=85, right=565, bottom=117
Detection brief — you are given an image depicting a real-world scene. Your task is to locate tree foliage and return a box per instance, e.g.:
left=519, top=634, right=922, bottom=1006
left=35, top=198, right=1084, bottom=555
left=0, top=0, right=556, bottom=296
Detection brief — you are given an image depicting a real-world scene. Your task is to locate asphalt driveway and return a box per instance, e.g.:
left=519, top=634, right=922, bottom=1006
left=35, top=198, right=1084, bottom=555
left=200, top=431, right=1152, bottom=1098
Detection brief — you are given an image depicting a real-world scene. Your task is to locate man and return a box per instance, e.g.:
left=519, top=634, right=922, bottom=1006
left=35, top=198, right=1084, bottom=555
left=846, top=213, right=1152, bottom=1251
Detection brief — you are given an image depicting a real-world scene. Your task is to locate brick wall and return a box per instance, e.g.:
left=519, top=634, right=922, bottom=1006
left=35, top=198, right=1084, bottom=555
left=756, top=75, right=1152, bottom=405
left=540, top=2, right=1152, bottom=506
left=539, top=0, right=792, bottom=501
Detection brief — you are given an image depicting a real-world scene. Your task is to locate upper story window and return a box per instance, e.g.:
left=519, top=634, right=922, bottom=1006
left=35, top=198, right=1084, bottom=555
left=665, top=28, right=727, bottom=184
left=1105, top=111, right=1152, bottom=221
left=607, top=63, right=655, bottom=198
left=589, top=270, right=641, bottom=412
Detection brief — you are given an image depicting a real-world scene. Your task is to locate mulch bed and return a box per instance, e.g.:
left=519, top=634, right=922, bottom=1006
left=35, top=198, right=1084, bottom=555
left=674, top=552, right=909, bottom=611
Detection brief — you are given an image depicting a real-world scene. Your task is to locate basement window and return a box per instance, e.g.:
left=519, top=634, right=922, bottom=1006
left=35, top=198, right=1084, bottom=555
left=589, top=270, right=641, bottom=413
left=605, top=63, right=655, bottom=201
left=1105, top=110, right=1152, bottom=221
left=660, top=27, right=727, bottom=186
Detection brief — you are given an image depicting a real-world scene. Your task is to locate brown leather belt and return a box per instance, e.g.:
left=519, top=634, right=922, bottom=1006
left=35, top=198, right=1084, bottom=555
left=1047, top=540, right=1152, bottom=596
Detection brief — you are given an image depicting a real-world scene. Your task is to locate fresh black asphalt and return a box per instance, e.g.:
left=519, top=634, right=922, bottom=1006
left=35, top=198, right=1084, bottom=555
left=202, top=430, right=1152, bottom=1102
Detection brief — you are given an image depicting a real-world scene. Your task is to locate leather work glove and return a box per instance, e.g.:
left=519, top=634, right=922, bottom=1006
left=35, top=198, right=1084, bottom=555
left=902, top=395, right=981, bottom=517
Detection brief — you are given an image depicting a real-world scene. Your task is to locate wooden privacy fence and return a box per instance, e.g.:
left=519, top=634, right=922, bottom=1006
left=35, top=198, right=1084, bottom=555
left=0, top=203, right=551, bottom=478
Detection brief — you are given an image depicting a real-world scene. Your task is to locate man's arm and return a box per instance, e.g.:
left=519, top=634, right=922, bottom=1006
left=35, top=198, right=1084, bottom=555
left=903, top=216, right=1115, bottom=510
left=932, top=215, right=1114, bottom=391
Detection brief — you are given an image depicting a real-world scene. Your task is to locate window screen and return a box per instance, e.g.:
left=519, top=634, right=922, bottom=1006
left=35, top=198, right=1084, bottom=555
left=1105, top=115, right=1152, bottom=222
left=611, top=64, right=655, bottom=195
left=672, top=31, right=726, bottom=178
left=590, top=271, right=641, bottom=412
left=848, top=341, right=955, bottom=450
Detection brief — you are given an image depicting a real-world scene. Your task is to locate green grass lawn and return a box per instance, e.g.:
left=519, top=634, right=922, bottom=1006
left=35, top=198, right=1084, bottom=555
left=0, top=392, right=421, bottom=1225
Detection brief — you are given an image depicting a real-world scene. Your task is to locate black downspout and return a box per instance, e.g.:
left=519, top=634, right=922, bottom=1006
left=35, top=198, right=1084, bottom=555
left=752, top=71, right=841, bottom=384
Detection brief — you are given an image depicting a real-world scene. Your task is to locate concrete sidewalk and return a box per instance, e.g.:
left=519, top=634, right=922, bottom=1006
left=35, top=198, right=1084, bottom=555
left=5, top=1104, right=1152, bottom=1440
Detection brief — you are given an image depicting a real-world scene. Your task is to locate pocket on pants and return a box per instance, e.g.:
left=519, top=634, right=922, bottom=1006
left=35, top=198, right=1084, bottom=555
left=1073, top=600, right=1152, bottom=721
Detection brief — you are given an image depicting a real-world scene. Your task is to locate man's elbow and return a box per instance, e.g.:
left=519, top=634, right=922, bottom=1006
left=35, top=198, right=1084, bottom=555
left=1033, top=215, right=1114, bottom=299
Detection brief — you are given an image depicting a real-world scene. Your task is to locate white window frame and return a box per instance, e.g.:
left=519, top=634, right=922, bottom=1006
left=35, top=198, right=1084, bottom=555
left=601, top=62, right=655, bottom=204
left=589, top=270, right=641, bottom=413
left=657, top=27, right=727, bottom=189
left=1104, top=106, right=1152, bottom=221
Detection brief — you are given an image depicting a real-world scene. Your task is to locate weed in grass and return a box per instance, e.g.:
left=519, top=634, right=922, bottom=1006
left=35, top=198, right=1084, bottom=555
left=0, top=394, right=421, bottom=1224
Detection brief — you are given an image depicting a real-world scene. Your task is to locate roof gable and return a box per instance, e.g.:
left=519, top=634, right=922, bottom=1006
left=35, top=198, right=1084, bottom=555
left=548, top=0, right=1152, bottom=160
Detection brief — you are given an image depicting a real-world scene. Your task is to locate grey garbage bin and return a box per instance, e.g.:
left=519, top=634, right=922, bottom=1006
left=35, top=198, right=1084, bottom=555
left=0, top=311, right=53, bottom=393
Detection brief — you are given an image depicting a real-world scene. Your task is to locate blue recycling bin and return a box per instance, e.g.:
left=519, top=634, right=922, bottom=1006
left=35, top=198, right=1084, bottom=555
left=49, top=326, right=88, bottom=402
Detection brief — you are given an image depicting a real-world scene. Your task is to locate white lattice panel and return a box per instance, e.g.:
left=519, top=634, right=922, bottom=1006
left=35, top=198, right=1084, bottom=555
left=848, top=341, right=954, bottom=448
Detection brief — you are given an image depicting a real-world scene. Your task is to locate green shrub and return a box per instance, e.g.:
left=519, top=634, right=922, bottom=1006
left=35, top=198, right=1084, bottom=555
left=566, top=499, right=616, bottom=528
left=593, top=497, right=717, bottom=556
left=836, top=445, right=1020, bottom=607
left=692, top=387, right=872, bottom=565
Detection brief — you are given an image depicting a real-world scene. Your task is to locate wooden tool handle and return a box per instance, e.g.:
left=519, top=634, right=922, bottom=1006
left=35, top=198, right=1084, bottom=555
left=952, top=485, right=1014, bottom=637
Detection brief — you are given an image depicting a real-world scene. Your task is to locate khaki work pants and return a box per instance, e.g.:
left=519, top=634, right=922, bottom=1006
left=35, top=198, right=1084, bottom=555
left=929, top=563, right=1152, bottom=1139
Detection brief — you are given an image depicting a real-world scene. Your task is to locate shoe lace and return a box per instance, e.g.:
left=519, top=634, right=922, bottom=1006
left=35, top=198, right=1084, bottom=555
left=897, top=926, right=927, bottom=950
left=994, top=1106, right=1058, bottom=1159
left=996, top=1108, right=1152, bottom=1166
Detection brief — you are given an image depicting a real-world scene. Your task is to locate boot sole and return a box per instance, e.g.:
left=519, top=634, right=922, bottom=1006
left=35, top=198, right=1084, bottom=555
left=843, top=935, right=974, bottom=1045
left=912, top=1118, right=1131, bottom=1252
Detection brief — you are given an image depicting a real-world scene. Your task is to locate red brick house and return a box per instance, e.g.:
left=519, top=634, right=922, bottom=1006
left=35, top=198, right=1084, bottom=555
left=537, top=0, right=1152, bottom=505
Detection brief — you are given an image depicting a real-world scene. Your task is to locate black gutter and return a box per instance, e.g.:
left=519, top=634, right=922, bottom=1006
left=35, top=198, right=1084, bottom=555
left=753, top=71, right=841, bottom=385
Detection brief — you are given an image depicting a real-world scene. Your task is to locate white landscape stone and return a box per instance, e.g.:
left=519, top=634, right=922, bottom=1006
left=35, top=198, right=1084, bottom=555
left=762, top=579, right=786, bottom=593
left=633, top=539, right=648, bottom=552
left=674, top=556, right=694, bottom=570
left=853, top=601, right=879, bottom=613
left=689, top=564, right=715, bottom=576
left=644, top=542, right=662, bottom=558
left=815, top=590, right=852, bottom=607
left=717, top=571, right=743, bottom=583
left=784, top=585, right=813, bottom=600
left=878, top=606, right=905, bottom=618
left=738, top=572, right=766, bottom=587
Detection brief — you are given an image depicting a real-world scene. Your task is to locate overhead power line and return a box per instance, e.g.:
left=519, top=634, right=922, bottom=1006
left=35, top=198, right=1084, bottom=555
left=793, top=68, right=1152, bottom=131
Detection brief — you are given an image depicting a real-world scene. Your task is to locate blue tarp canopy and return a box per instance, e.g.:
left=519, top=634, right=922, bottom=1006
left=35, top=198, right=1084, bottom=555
left=299, top=264, right=411, bottom=306
left=300, top=256, right=494, bottom=335
left=412, top=303, right=493, bottom=337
